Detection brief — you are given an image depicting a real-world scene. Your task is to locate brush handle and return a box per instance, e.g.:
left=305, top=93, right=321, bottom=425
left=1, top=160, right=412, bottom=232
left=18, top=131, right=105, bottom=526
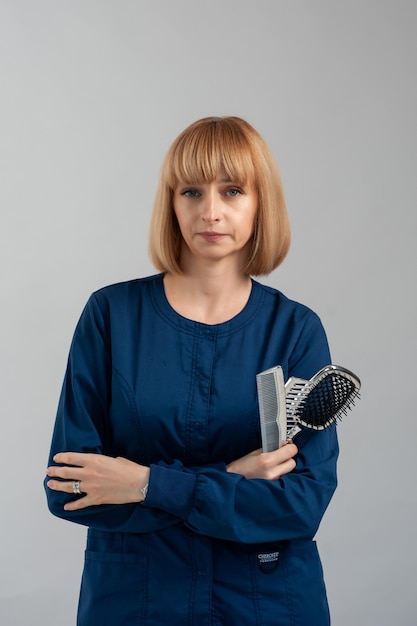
left=286, top=425, right=302, bottom=440
left=284, top=377, right=307, bottom=441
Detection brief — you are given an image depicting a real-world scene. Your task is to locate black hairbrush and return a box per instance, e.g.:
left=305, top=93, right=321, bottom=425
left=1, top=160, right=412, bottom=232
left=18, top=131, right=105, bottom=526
left=257, top=364, right=361, bottom=451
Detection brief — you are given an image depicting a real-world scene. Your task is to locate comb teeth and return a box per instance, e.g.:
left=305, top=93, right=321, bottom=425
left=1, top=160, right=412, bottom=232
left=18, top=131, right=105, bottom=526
left=256, top=366, right=286, bottom=452
left=257, top=374, right=279, bottom=422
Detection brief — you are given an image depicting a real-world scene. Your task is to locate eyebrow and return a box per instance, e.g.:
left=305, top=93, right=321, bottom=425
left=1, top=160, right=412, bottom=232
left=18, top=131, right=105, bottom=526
left=176, top=176, right=243, bottom=188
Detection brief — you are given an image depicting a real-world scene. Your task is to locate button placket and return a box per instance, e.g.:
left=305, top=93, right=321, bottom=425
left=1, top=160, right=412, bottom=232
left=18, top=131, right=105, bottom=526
left=185, top=326, right=217, bottom=464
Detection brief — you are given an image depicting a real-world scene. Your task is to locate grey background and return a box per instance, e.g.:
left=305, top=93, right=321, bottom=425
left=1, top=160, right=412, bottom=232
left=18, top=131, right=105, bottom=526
left=1, top=1, right=416, bottom=624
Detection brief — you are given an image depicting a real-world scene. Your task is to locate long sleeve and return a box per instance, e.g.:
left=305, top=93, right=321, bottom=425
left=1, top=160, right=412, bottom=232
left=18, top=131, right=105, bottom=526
left=143, top=432, right=337, bottom=544
left=44, top=293, right=180, bottom=533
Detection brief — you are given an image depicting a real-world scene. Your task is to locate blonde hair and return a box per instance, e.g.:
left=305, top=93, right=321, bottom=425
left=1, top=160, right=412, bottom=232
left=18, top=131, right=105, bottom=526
left=149, top=116, right=290, bottom=276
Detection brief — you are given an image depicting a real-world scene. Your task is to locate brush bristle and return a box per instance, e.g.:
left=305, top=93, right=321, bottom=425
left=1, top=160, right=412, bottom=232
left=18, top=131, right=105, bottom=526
left=296, top=373, right=359, bottom=429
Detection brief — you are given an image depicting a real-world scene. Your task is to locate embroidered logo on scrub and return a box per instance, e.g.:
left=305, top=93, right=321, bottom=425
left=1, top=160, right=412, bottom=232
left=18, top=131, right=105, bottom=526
left=257, top=551, right=280, bottom=574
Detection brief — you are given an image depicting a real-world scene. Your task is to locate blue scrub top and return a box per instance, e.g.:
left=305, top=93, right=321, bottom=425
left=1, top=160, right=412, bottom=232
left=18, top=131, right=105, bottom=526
left=46, top=274, right=338, bottom=625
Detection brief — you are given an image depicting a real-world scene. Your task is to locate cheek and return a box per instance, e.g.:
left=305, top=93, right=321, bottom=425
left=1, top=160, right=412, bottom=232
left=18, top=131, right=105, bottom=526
left=246, top=205, right=258, bottom=235
left=173, top=211, right=192, bottom=243
left=172, top=206, right=185, bottom=230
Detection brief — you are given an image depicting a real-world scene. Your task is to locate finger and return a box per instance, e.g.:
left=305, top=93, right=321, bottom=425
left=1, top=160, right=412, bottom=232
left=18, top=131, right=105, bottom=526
left=46, top=465, right=84, bottom=480
left=278, top=442, right=298, bottom=458
left=53, top=452, right=92, bottom=466
left=262, top=443, right=297, bottom=462
left=47, top=479, right=85, bottom=494
left=276, top=458, right=297, bottom=478
left=64, top=496, right=92, bottom=511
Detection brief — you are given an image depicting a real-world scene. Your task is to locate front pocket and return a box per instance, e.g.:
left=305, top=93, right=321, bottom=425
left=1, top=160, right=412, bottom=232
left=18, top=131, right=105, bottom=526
left=77, top=549, right=147, bottom=626
left=280, top=540, right=330, bottom=626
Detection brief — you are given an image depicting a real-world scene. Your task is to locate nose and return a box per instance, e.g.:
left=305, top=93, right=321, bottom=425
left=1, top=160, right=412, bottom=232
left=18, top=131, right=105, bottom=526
left=201, top=189, right=221, bottom=222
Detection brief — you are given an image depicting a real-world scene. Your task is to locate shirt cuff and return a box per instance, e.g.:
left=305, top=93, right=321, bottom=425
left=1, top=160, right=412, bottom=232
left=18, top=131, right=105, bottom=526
left=141, top=463, right=197, bottom=519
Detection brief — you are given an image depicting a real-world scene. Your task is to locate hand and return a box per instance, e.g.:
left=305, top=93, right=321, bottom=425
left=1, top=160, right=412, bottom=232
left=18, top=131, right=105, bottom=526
left=226, top=443, right=298, bottom=480
left=46, top=452, right=150, bottom=511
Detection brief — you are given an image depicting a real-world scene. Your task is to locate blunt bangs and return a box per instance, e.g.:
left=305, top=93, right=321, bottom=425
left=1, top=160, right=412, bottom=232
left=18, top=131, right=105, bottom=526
left=164, top=117, right=257, bottom=188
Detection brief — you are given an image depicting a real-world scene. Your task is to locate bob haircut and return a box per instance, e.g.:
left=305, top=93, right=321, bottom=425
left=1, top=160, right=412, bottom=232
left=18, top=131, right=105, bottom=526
left=149, top=116, right=290, bottom=276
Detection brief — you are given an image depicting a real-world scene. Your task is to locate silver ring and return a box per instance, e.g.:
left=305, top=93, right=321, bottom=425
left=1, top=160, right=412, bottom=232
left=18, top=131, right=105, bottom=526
left=73, top=480, right=81, bottom=495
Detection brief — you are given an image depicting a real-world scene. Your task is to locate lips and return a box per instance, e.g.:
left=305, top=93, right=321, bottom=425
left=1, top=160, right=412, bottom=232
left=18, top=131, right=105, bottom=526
left=197, top=231, right=227, bottom=242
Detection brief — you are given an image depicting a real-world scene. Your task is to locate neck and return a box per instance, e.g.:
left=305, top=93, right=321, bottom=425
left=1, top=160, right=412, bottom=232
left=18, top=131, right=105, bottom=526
left=163, top=262, right=252, bottom=325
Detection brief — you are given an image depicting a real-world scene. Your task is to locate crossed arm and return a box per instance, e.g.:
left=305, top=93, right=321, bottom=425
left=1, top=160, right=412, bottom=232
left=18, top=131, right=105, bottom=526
left=46, top=443, right=298, bottom=511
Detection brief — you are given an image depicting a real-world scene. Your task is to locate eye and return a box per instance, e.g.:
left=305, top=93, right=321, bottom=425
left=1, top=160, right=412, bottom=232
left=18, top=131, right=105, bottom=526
left=226, top=187, right=243, bottom=197
left=181, top=189, right=200, bottom=198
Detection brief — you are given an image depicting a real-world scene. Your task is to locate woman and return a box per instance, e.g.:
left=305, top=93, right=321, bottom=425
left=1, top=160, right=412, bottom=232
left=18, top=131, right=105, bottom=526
left=45, top=116, right=338, bottom=625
